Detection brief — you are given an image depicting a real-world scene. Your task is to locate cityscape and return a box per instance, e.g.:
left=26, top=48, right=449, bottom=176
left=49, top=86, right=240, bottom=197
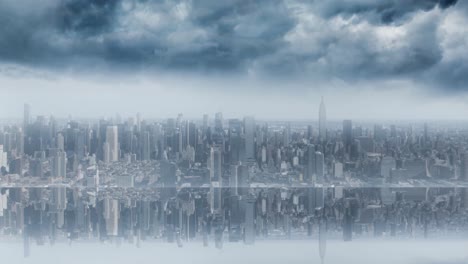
left=1, top=0, right=468, bottom=263
left=0, top=102, right=468, bottom=263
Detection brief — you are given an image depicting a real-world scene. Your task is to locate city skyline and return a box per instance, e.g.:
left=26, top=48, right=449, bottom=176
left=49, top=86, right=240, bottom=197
left=1, top=1, right=468, bottom=263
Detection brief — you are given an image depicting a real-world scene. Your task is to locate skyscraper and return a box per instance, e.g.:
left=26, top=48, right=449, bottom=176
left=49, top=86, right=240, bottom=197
left=460, top=152, right=468, bottom=182
left=244, top=116, right=255, bottom=161
left=244, top=195, right=256, bottom=245
left=319, top=97, right=326, bottom=140
left=381, top=156, right=396, bottom=180
left=0, top=145, right=8, bottom=171
left=56, top=133, right=64, bottom=151
left=209, top=146, right=222, bottom=182
left=52, top=150, right=67, bottom=178
left=140, top=131, right=150, bottom=161
left=228, top=119, right=243, bottom=164
left=343, top=120, right=353, bottom=156
left=215, top=112, right=223, bottom=132
left=306, top=145, right=316, bottom=182
left=105, top=126, right=119, bottom=162
left=161, top=160, right=177, bottom=187
left=202, top=114, right=209, bottom=133
left=315, top=151, right=325, bottom=182
left=230, top=165, right=238, bottom=195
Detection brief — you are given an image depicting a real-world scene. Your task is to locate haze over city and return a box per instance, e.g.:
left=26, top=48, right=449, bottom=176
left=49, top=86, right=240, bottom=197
left=1, top=1, right=468, bottom=264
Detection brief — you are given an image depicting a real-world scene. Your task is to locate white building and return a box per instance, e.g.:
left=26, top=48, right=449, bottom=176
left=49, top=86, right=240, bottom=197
left=0, top=145, right=7, bottom=171
left=105, top=126, right=119, bottom=162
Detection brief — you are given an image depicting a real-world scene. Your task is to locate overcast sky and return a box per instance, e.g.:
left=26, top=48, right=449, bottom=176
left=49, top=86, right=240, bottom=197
left=1, top=0, right=468, bottom=120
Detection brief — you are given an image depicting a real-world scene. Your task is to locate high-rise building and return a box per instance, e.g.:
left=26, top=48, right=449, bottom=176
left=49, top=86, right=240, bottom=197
left=215, top=112, right=223, bottom=132
left=319, top=97, right=326, bottom=140
left=0, top=145, right=8, bottom=171
left=424, top=123, right=429, bottom=145
left=230, top=165, right=238, bottom=195
left=308, top=187, right=325, bottom=212
left=9, top=158, right=23, bottom=175
left=237, top=165, right=249, bottom=195
left=460, top=153, right=468, bottom=182
left=315, top=151, right=325, bottom=182
left=334, top=162, right=343, bottom=178
left=52, top=150, right=67, bottom=178
left=105, top=126, right=119, bottom=162
left=104, top=198, right=119, bottom=237
left=244, top=116, right=255, bottom=161
left=209, top=146, right=222, bottom=182
left=188, top=121, right=197, bottom=148
left=282, top=125, right=290, bottom=147
left=56, top=132, right=64, bottom=151
left=244, top=195, right=256, bottom=245
left=210, top=181, right=222, bottom=214
left=228, top=119, right=243, bottom=164
left=381, top=156, right=396, bottom=179
left=140, top=131, right=150, bottom=161
left=103, top=142, right=110, bottom=164
left=343, top=120, right=353, bottom=155
left=161, top=160, right=177, bottom=187
left=305, top=145, right=316, bottom=182
left=29, top=158, right=45, bottom=177
left=374, top=124, right=385, bottom=142
left=202, top=114, right=209, bottom=133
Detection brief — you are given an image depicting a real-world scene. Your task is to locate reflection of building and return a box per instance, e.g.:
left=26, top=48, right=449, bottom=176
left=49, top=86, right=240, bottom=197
left=230, top=165, right=238, bottom=195
left=210, top=181, right=222, bottom=214
left=51, top=187, right=67, bottom=228
left=244, top=195, right=256, bottom=245
left=308, top=187, right=325, bottom=211
left=104, top=198, right=119, bottom=237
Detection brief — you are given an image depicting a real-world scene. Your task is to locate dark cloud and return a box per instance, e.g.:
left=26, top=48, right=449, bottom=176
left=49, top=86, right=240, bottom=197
left=0, top=0, right=466, bottom=91
left=311, top=0, right=458, bottom=24
left=57, top=0, right=120, bottom=35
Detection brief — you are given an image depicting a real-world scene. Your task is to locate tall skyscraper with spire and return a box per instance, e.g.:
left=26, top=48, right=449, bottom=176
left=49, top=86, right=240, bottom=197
left=319, top=97, right=326, bottom=140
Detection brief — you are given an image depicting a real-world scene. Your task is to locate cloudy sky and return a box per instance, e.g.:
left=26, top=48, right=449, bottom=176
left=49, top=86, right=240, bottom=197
left=1, top=0, right=468, bottom=120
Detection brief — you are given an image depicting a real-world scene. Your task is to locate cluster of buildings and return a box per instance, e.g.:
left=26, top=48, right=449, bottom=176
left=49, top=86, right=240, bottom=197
left=0, top=186, right=467, bottom=258
left=0, top=102, right=467, bottom=188
left=1, top=102, right=468, bottom=258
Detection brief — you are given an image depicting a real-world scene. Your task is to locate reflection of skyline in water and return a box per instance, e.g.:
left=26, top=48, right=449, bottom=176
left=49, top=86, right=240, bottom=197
left=1, top=186, right=468, bottom=260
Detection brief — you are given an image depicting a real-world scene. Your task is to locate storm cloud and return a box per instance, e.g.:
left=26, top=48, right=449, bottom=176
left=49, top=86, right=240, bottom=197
left=0, top=0, right=467, bottom=90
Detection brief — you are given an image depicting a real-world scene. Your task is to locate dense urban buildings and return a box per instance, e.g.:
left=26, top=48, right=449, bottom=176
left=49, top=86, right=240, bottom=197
left=1, top=1, right=467, bottom=263
left=1, top=103, right=468, bottom=261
